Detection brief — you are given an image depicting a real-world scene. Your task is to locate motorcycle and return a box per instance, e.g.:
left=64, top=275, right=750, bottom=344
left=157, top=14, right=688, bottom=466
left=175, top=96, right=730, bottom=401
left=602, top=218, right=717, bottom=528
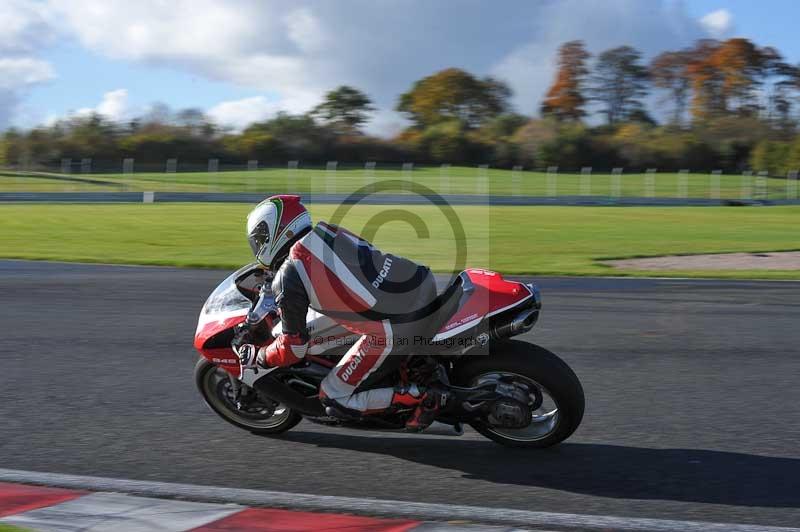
left=193, top=263, right=584, bottom=448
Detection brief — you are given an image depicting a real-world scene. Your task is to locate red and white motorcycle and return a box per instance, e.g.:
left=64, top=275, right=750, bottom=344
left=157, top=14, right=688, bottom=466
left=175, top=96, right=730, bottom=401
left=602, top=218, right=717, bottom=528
left=194, top=264, right=584, bottom=447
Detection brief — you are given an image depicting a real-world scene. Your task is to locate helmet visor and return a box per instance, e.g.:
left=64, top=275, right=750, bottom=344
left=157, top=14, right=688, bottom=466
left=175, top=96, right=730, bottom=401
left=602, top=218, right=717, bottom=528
left=247, top=221, right=270, bottom=258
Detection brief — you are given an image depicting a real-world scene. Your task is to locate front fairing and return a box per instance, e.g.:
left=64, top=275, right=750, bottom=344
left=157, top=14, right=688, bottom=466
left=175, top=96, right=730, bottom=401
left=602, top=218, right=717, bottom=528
left=194, top=263, right=271, bottom=352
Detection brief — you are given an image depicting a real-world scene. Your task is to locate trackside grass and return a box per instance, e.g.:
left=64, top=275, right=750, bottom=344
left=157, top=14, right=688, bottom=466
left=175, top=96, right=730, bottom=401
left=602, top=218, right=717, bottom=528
left=1, top=167, right=797, bottom=199
left=0, top=204, right=798, bottom=279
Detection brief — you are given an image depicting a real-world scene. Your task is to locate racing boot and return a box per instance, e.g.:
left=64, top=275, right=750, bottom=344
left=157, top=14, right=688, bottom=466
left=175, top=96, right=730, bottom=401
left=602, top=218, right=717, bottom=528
left=405, top=387, right=448, bottom=432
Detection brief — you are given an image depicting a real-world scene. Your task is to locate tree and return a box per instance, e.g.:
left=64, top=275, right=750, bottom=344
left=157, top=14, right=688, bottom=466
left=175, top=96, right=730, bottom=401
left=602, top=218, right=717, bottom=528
left=758, top=47, right=798, bottom=133
left=59, top=114, right=119, bottom=160
left=750, top=139, right=791, bottom=175
left=224, top=130, right=280, bottom=161
left=0, top=131, right=13, bottom=166
left=590, top=45, right=649, bottom=125
left=536, top=124, right=598, bottom=168
left=420, top=119, right=469, bottom=162
left=471, top=113, right=528, bottom=166
left=541, top=41, right=590, bottom=121
left=714, top=38, right=765, bottom=114
left=686, top=38, right=768, bottom=121
left=311, top=86, right=375, bottom=134
left=650, top=50, right=692, bottom=124
left=510, top=119, right=558, bottom=167
left=396, top=68, right=510, bottom=129
left=242, top=112, right=334, bottom=161
left=176, top=108, right=215, bottom=138
left=686, top=39, right=726, bottom=121
left=785, top=137, right=800, bottom=174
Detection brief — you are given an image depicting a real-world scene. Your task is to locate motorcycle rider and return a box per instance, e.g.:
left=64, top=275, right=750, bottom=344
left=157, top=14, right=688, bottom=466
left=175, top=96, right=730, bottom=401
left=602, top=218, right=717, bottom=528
left=237, top=195, right=445, bottom=430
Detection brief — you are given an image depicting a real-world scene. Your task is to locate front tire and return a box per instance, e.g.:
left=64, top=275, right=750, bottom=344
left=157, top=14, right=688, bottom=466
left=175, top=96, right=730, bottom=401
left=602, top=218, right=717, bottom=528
left=194, top=358, right=302, bottom=435
left=453, top=340, right=584, bottom=448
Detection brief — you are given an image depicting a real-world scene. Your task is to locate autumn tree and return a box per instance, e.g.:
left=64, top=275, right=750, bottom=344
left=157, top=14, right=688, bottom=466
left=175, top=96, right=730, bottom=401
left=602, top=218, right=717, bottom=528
left=650, top=50, right=692, bottom=124
left=396, top=68, right=510, bottom=129
left=590, top=45, right=649, bottom=125
left=685, top=39, right=723, bottom=120
left=715, top=38, right=765, bottom=114
left=686, top=38, right=769, bottom=121
left=541, top=41, right=590, bottom=121
left=758, top=47, right=799, bottom=132
left=312, top=85, right=375, bottom=134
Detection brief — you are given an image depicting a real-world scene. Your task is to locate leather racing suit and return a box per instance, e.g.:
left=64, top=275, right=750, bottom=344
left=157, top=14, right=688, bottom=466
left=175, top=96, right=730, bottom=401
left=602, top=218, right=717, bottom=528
left=265, top=221, right=438, bottom=413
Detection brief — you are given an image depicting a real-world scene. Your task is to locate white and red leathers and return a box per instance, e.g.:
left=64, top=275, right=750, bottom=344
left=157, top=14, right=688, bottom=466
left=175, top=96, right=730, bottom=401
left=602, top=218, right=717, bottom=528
left=262, top=221, right=438, bottom=413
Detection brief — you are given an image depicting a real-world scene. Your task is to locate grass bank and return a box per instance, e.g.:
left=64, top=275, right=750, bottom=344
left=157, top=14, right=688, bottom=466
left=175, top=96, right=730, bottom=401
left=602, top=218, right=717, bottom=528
left=0, top=203, right=798, bottom=279
left=1, top=167, right=797, bottom=200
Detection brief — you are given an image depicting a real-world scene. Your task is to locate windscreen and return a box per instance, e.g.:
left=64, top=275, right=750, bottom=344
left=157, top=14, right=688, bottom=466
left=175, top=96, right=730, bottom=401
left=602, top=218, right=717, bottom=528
left=200, top=263, right=265, bottom=320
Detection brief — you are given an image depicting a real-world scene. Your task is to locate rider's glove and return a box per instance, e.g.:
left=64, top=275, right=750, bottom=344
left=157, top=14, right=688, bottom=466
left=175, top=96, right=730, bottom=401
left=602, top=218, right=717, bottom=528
left=263, top=333, right=308, bottom=367
left=236, top=344, right=260, bottom=371
left=232, top=323, right=252, bottom=349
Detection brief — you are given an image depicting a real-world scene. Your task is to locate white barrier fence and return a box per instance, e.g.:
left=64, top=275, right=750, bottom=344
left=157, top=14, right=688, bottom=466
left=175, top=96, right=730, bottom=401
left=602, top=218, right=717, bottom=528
left=4, top=160, right=800, bottom=201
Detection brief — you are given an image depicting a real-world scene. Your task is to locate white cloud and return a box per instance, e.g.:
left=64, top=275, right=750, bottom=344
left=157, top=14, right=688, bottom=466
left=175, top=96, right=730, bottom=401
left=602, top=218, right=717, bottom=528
left=0, top=58, right=55, bottom=90
left=0, top=0, right=58, bottom=128
left=284, top=7, right=330, bottom=54
left=75, top=88, right=130, bottom=121
left=0, top=58, right=55, bottom=129
left=3, top=0, right=730, bottom=133
left=43, top=0, right=716, bottom=133
left=699, top=9, right=734, bottom=38
left=207, top=92, right=320, bottom=132
left=207, top=96, right=278, bottom=131
left=492, top=0, right=710, bottom=115
left=0, top=0, right=58, bottom=55
left=96, top=88, right=129, bottom=120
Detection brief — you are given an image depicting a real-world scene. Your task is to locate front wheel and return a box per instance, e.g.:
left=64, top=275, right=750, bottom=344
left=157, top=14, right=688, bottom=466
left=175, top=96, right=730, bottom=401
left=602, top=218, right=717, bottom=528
left=452, top=340, right=584, bottom=448
left=194, top=358, right=302, bottom=435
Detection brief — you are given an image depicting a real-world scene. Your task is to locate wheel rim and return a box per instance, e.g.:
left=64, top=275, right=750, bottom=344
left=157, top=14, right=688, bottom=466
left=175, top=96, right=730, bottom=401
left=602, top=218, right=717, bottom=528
left=201, top=366, right=293, bottom=429
left=471, top=372, right=561, bottom=442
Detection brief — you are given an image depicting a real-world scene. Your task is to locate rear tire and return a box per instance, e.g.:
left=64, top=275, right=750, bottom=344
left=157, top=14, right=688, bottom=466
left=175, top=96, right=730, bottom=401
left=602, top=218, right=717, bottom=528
left=194, top=358, right=302, bottom=435
left=452, top=340, right=584, bottom=448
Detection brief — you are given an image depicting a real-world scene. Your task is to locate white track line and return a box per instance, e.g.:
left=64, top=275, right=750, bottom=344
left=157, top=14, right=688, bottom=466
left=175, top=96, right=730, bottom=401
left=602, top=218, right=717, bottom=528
left=0, top=468, right=797, bottom=532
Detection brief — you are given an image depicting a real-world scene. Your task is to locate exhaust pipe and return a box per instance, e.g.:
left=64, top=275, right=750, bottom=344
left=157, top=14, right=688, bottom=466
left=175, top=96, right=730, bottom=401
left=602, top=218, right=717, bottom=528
left=491, top=306, right=540, bottom=339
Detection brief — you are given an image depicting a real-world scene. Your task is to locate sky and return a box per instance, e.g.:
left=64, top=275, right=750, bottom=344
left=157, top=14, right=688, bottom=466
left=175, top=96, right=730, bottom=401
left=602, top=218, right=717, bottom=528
left=1, top=0, right=798, bottom=136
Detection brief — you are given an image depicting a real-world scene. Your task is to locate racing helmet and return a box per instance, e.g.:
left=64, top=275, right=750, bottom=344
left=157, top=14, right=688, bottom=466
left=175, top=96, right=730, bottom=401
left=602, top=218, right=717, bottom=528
left=246, top=195, right=312, bottom=269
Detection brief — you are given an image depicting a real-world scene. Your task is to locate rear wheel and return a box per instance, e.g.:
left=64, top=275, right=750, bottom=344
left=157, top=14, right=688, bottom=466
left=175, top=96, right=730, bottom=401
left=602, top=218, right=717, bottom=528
left=452, top=340, right=584, bottom=448
left=194, top=358, right=302, bottom=435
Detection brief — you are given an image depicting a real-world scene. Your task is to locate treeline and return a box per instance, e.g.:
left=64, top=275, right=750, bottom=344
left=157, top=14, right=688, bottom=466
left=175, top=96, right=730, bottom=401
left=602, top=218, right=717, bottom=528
left=2, top=37, right=800, bottom=174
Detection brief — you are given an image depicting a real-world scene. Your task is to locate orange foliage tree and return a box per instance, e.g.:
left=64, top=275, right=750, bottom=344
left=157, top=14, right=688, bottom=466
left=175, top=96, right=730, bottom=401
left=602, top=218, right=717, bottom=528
left=541, top=41, right=591, bottom=121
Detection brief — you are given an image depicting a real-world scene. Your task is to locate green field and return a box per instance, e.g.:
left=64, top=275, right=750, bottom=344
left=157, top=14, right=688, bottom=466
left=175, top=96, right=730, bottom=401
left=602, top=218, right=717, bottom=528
left=1, top=203, right=798, bottom=279
left=1, top=167, right=798, bottom=199
left=0, top=525, right=29, bottom=532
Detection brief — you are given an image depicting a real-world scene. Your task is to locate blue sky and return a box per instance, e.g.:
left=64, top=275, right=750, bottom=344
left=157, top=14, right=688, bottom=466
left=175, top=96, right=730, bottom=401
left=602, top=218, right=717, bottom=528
left=686, top=0, right=798, bottom=57
left=2, top=0, right=798, bottom=136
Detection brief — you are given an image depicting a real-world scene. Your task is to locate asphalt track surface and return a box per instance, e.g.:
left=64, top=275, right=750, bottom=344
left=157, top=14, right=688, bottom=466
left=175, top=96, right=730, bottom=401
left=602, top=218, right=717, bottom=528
left=1, top=260, right=799, bottom=528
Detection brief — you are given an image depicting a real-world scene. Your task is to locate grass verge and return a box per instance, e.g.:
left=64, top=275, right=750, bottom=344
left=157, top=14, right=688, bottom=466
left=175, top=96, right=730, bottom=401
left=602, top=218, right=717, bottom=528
left=0, top=203, right=798, bottom=279
left=1, top=167, right=798, bottom=199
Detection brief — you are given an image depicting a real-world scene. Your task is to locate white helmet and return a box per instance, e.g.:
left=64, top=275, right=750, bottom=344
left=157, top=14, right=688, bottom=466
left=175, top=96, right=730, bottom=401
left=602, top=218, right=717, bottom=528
left=246, top=195, right=312, bottom=269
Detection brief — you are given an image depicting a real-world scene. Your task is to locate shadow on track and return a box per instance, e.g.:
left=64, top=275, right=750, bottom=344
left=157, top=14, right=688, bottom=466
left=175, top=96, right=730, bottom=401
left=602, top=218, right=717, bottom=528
left=278, top=431, right=800, bottom=508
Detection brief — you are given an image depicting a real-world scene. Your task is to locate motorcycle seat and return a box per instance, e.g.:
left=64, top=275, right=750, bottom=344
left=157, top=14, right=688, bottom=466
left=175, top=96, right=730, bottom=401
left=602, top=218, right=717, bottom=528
left=426, top=272, right=470, bottom=334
